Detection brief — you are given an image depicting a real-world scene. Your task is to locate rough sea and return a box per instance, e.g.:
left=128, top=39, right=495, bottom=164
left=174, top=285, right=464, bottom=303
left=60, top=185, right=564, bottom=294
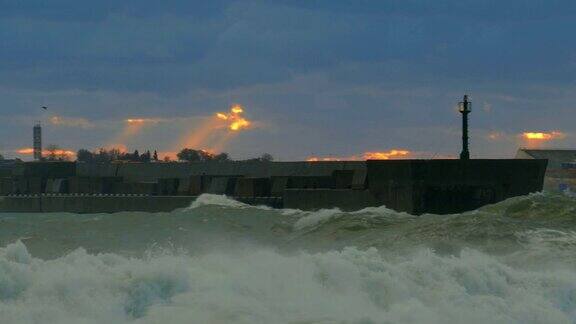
left=1, top=192, right=576, bottom=324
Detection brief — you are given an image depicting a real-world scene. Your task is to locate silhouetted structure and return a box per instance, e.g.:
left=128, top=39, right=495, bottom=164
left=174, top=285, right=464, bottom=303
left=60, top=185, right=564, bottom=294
left=459, top=95, right=471, bottom=160
left=33, top=122, right=42, bottom=161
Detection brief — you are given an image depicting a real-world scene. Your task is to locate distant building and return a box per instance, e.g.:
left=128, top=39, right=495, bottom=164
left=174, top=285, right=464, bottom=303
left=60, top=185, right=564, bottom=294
left=561, top=162, right=576, bottom=169
left=516, top=148, right=576, bottom=192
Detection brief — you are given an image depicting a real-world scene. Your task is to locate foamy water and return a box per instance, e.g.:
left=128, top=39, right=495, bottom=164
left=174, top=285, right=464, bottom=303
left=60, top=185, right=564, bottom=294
left=1, top=192, right=576, bottom=323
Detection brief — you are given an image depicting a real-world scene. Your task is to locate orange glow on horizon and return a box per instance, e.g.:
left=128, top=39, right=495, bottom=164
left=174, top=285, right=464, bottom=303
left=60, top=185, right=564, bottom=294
left=307, top=149, right=412, bottom=162
left=102, top=144, right=129, bottom=153
left=16, top=148, right=34, bottom=154
left=17, top=147, right=76, bottom=157
left=159, top=151, right=178, bottom=161
left=364, top=150, right=411, bottom=160
left=306, top=157, right=340, bottom=162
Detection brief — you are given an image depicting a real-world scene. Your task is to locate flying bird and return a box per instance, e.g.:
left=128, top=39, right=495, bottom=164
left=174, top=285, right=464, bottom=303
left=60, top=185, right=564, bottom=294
left=41, top=106, right=48, bottom=110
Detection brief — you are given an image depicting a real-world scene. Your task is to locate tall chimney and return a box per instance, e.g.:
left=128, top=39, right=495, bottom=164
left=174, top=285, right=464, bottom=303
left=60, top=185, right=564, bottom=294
left=33, top=122, right=42, bottom=161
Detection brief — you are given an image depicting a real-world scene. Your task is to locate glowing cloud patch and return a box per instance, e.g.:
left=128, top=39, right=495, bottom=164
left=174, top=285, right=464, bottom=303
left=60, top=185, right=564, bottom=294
left=215, top=105, right=252, bottom=132
left=230, top=119, right=250, bottom=131
left=173, top=104, right=255, bottom=155
left=521, top=131, right=566, bottom=141
left=231, top=105, right=244, bottom=114
left=487, top=132, right=503, bottom=141
left=50, top=116, right=94, bottom=129
left=125, top=118, right=162, bottom=124
left=216, top=113, right=229, bottom=120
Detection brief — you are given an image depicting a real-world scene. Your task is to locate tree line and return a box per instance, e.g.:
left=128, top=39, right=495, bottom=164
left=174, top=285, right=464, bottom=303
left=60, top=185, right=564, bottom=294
left=76, top=147, right=273, bottom=163
left=76, top=148, right=159, bottom=163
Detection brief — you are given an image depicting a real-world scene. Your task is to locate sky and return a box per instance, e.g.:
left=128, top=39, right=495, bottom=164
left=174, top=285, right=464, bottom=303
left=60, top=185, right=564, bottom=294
left=0, top=0, right=575, bottom=161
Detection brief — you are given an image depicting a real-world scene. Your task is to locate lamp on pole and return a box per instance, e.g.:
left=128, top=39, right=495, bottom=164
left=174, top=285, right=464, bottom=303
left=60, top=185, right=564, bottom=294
left=458, top=95, right=472, bottom=160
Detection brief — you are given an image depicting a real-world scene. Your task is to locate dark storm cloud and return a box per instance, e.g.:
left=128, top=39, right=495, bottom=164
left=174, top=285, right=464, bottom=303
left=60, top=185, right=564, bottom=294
left=277, top=0, right=576, bottom=21
left=0, top=0, right=232, bottom=21
left=0, top=0, right=575, bottom=159
left=2, top=0, right=574, bottom=93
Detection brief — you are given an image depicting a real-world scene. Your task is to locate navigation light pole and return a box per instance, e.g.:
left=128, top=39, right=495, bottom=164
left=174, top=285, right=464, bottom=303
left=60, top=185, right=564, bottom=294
left=458, top=95, right=472, bottom=160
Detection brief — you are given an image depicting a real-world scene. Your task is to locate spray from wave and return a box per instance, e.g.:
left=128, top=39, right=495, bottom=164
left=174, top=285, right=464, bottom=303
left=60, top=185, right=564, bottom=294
left=1, top=192, right=576, bottom=323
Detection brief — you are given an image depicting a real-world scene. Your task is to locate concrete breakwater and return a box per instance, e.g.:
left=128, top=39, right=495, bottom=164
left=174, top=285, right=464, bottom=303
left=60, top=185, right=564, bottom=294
left=0, top=159, right=548, bottom=214
left=0, top=194, right=284, bottom=213
left=0, top=195, right=195, bottom=213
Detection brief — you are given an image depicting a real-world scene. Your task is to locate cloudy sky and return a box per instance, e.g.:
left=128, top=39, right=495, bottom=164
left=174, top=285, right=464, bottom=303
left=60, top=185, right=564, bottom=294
left=1, top=0, right=575, bottom=160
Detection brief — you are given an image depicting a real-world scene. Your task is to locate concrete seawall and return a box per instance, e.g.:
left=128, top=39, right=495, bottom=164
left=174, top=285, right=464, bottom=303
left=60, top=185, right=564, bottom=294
left=77, top=161, right=366, bottom=182
left=0, top=159, right=548, bottom=214
left=283, top=189, right=378, bottom=211
left=0, top=195, right=284, bottom=213
left=367, top=159, right=547, bottom=214
left=0, top=195, right=195, bottom=213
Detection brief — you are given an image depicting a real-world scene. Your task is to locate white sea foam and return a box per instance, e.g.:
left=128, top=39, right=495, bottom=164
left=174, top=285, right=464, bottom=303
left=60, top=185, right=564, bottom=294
left=292, top=205, right=414, bottom=230
left=0, top=241, right=575, bottom=324
left=293, top=208, right=343, bottom=230
left=188, top=194, right=289, bottom=214
left=189, top=194, right=250, bottom=209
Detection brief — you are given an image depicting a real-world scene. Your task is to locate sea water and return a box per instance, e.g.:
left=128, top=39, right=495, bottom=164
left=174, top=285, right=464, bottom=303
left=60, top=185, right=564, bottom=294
left=1, top=192, right=576, bottom=323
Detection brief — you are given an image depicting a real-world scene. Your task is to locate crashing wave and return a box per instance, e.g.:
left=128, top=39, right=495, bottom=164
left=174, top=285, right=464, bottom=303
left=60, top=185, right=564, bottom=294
left=188, top=194, right=251, bottom=209
left=0, top=242, right=576, bottom=323
left=1, top=193, right=576, bottom=322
